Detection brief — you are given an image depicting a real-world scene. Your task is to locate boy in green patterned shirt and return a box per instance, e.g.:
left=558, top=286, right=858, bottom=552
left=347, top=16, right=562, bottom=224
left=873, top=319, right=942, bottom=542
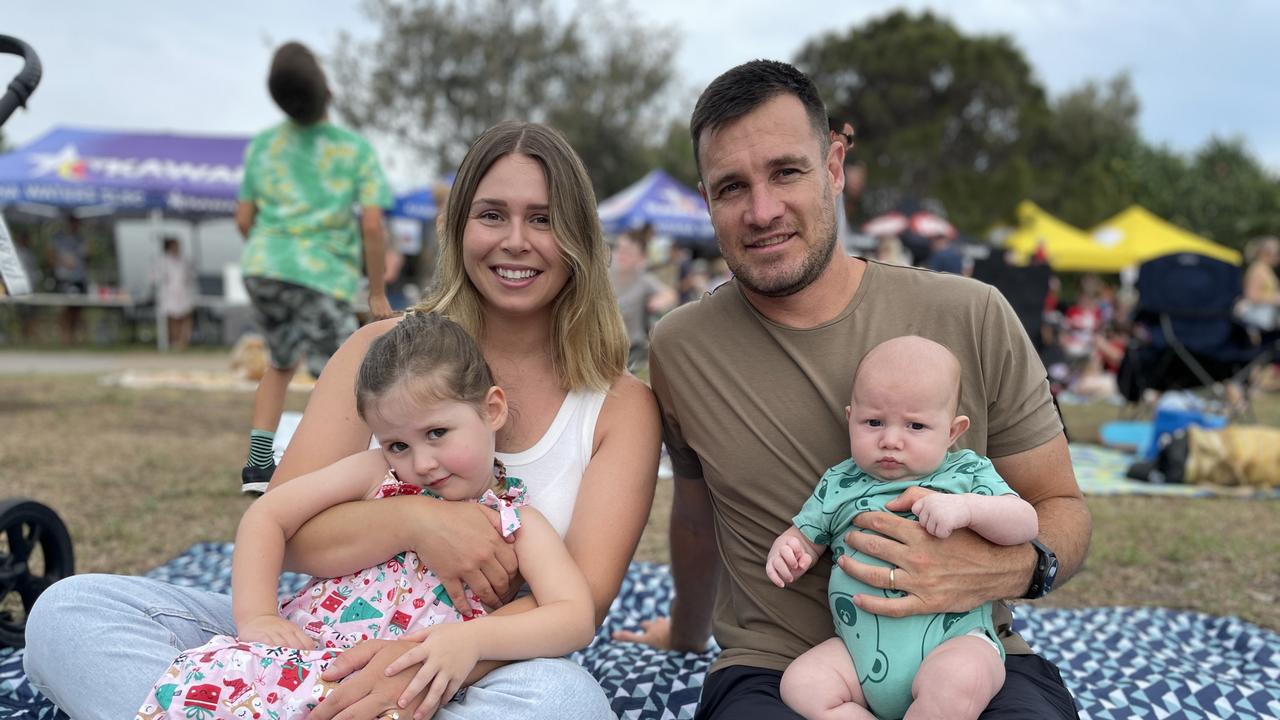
left=235, top=41, right=392, bottom=494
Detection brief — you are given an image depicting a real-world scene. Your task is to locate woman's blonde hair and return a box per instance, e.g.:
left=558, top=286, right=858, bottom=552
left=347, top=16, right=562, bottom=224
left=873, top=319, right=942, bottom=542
left=1245, top=236, right=1280, bottom=264
left=415, top=122, right=627, bottom=392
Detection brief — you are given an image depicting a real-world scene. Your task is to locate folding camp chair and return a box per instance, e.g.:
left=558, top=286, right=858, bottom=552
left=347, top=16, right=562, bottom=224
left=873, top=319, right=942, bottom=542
left=1117, top=252, right=1275, bottom=418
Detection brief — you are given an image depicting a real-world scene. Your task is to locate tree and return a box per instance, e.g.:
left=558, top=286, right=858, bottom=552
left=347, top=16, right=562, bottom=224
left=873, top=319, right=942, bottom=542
left=647, top=119, right=699, bottom=190
left=1178, top=138, right=1280, bottom=247
left=331, top=0, right=680, bottom=196
left=796, top=11, right=1050, bottom=232
left=1029, top=74, right=1142, bottom=228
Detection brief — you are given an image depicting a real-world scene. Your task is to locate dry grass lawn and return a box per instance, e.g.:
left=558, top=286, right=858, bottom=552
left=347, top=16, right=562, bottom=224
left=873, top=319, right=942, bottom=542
left=1, top=373, right=1277, bottom=631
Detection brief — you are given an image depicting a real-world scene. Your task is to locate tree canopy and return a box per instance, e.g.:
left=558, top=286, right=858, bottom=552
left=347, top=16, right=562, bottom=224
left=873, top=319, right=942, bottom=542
left=331, top=0, right=681, bottom=197
left=796, top=11, right=1049, bottom=232
left=329, top=5, right=1279, bottom=248
left=795, top=10, right=1280, bottom=249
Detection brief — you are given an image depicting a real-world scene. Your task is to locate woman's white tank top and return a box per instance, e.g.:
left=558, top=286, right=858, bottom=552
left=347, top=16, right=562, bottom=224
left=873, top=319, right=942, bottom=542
left=496, top=390, right=607, bottom=538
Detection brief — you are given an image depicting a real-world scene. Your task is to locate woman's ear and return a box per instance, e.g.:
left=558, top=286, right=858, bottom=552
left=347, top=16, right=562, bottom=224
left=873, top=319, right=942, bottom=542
left=949, top=415, right=971, bottom=444
left=484, top=386, right=508, bottom=431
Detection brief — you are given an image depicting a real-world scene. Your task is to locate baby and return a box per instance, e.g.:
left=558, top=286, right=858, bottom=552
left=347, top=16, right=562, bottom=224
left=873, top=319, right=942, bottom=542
left=765, top=335, right=1040, bottom=720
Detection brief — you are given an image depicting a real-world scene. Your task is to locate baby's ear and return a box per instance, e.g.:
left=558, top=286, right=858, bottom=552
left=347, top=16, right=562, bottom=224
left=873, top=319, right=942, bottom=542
left=845, top=405, right=852, bottom=422
left=949, top=415, right=971, bottom=444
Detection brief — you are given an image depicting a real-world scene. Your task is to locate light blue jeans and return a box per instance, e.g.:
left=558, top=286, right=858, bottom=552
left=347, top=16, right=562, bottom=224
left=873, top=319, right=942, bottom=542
left=24, top=574, right=616, bottom=720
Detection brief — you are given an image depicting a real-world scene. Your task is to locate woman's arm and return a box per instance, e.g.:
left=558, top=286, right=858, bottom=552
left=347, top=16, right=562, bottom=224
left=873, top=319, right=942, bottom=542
left=562, top=373, right=662, bottom=624
left=452, top=373, right=661, bottom=622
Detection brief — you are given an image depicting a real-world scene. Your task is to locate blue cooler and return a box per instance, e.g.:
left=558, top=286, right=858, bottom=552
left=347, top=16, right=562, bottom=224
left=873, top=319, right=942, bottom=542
left=1143, top=406, right=1227, bottom=460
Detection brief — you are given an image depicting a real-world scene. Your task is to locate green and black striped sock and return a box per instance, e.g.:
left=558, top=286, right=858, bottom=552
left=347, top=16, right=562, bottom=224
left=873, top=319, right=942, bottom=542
left=246, top=429, right=276, bottom=469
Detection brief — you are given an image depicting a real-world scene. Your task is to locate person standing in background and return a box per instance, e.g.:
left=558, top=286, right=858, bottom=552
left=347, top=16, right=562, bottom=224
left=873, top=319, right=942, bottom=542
left=610, top=230, right=677, bottom=371
left=1239, top=236, right=1280, bottom=334
left=236, top=41, right=393, bottom=494
left=152, top=236, right=196, bottom=350
left=48, top=214, right=89, bottom=343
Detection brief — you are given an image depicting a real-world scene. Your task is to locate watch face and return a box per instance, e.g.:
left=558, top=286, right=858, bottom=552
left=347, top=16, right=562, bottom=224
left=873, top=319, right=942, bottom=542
left=1044, top=558, right=1059, bottom=590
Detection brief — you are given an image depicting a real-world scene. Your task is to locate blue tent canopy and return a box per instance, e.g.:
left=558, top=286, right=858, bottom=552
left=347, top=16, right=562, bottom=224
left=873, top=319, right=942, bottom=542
left=597, top=169, right=713, bottom=240
left=0, top=126, right=248, bottom=214
left=390, top=187, right=438, bottom=221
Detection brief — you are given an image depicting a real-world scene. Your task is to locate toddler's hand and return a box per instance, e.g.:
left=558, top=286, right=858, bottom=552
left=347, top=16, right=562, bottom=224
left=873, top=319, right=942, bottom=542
left=766, top=534, right=813, bottom=587
left=911, top=493, right=972, bottom=539
left=383, top=624, right=480, bottom=718
left=237, top=614, right=315, bottom=650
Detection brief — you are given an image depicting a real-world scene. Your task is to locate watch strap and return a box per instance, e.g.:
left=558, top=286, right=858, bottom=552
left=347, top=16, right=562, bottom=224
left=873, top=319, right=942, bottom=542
left=1022, top=538, right=1059, bottom=599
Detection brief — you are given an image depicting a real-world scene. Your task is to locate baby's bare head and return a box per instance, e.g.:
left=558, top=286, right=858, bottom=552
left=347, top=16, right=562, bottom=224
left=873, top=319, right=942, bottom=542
left=852, top=336, right=962, bottom=415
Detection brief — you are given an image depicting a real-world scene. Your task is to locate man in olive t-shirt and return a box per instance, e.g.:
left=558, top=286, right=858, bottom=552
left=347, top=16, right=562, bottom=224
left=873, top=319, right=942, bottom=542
left=614, top=60, right=1089, bottom=720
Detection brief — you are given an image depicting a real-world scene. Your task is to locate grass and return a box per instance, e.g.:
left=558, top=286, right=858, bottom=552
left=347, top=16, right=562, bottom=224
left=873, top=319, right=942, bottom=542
left=1, top=373, right=1277, bottom=631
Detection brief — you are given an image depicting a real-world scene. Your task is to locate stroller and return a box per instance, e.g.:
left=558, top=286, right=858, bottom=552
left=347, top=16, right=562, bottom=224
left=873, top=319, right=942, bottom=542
left=0, top=33, right=75, bottom=649
left=1116, top=252, right=1274, bottom=416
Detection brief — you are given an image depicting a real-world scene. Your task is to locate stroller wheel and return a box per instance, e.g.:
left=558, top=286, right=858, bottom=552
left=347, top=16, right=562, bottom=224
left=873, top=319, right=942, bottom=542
left=0, top=498, right=75, bottom=648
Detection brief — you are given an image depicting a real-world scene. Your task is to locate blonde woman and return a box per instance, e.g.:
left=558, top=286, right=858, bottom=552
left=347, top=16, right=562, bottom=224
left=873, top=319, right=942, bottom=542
left=26, top=122, right=660, bottom=720
left=1239, top=236, right=1280, bottom=333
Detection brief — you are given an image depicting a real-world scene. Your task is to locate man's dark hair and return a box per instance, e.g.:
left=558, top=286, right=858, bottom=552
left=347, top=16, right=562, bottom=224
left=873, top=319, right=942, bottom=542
left=689, top=60, right=828, bottom=176
left=268, top=42, right=330, bottom=126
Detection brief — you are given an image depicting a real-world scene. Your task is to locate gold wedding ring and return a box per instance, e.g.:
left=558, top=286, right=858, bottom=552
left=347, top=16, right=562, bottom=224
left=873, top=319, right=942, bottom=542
left=378, top=711, right=401, bottom=720
left=889, top=567, right=897, bottom=592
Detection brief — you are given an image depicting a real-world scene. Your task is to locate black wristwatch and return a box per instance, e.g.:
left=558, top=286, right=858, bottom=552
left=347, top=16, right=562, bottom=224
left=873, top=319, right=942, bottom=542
left=1021, top=538, right=1059, bottom=599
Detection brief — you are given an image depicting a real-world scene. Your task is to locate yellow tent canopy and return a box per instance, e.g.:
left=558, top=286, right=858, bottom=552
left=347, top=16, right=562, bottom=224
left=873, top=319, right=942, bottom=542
left=1090, top=206, right=1242, bottom=267
left=1005, top=201, right=1132, bottom=272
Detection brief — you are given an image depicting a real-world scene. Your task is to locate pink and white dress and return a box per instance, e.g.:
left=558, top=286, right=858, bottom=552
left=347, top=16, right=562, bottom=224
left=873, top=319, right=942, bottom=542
left=135, top=468, right=526, bottom=720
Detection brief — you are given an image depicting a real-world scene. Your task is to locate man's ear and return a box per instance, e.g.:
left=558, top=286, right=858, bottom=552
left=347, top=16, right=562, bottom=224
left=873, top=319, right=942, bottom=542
left=949, top=415, right=971, bottom=444
left=484, top=386, right=508, bottom=431
left=827, top=138, right=846, bottom=196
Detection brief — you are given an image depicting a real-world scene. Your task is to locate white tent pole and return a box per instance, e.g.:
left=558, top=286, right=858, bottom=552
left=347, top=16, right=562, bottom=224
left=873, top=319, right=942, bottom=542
left=150, top=208, right=168, bottom=351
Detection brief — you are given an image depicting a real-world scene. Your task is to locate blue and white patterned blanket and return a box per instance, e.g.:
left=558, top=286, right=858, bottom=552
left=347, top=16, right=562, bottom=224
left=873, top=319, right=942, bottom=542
left=3, top=544, right=1279, bottom=719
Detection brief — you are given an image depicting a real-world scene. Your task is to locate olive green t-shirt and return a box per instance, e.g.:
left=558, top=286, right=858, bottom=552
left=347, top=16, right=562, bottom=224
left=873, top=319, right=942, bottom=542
left=648, top=260, right=1063, bottom=675
left=238, top=121, right=391, bottom=302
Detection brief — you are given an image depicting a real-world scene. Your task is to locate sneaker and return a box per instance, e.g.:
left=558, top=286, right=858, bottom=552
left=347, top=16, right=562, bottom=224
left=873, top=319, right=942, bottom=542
left=241, top=464, right=275, bottom=495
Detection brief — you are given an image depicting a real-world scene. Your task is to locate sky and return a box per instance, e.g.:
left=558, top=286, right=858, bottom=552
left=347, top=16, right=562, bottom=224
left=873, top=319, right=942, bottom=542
left=3, top=0, right=1278, bottom=189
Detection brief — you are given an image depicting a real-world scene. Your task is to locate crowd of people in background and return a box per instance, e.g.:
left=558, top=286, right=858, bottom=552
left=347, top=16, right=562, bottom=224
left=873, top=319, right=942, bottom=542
left=607, top=214, right=1280, bottom=411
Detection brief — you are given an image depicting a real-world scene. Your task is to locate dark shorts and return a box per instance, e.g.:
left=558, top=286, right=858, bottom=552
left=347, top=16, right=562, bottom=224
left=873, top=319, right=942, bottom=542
left=695, top=654, right=1079, bottom=720
left=242, top=276, right=359, bottom=377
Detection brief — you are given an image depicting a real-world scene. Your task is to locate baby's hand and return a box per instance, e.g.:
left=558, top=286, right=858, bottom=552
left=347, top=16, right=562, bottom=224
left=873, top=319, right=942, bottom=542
left=911, top=493, right=972, bottom=539
left=766, top=533, right=813, bottom=587
left=237, top=614, right=316, bottom=650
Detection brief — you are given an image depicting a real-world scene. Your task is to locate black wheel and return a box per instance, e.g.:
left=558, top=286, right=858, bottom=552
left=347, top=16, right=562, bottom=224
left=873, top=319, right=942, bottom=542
left=0, top=498, right=74, bottom=648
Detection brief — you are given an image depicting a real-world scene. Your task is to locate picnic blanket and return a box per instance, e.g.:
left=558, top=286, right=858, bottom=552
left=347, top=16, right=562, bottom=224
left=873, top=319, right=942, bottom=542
left=1069, top=443, right=1280, bottom=499
left=4, top=544, right=1279, bottom=720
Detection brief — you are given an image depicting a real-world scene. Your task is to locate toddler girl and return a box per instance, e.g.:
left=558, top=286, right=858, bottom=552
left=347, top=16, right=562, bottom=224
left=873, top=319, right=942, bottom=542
left=136, top=312, right=596, bottom=719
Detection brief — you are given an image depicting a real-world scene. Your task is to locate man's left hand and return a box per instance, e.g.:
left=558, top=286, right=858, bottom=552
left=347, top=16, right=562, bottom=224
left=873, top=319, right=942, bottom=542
left=837, top=489, right=1028, bottom=617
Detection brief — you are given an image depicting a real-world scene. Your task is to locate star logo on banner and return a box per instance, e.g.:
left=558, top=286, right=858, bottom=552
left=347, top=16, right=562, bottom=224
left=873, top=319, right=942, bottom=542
left=28, top=145, right=88, bottom=181
left=661, top=187, right=703, bottom=213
